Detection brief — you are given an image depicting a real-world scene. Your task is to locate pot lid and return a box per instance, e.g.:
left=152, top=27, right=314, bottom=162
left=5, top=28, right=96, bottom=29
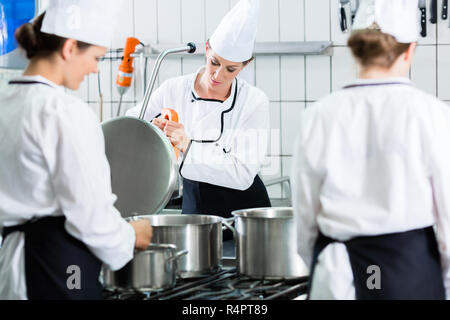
left=102, top=116, right=178, bottom=218
left=232, top=207, right=294, bottom=219
left=128, top=214, right=224, bottom=226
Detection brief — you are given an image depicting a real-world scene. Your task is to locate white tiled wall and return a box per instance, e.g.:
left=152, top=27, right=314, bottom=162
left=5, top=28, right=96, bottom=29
left=61, top=0, right=450, bottom=200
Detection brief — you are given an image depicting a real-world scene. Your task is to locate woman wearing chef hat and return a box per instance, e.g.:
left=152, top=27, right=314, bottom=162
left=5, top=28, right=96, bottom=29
left=292, top=0, right=449, bottom=299
left=127, top=0, right=270, bottom=237
left=0, top=0, right=152, bottom=300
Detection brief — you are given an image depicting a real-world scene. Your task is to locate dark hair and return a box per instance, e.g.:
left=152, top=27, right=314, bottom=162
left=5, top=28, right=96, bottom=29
left=206, top=39, right=254, bottom=66
left=15, top=12, right=91, bottom=60
left=347, top=28, right=411, bottom=69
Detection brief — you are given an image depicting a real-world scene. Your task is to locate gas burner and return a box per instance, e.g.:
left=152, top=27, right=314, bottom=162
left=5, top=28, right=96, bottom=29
left=103, top=268, right=309, bottom=300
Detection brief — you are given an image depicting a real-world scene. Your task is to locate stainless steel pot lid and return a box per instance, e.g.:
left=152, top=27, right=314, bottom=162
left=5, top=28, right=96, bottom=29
left=102, top=116, right=178, bottom=218
left=232, top=207, right=293, bottom=219
left=128, top=214, right=224, bottom=226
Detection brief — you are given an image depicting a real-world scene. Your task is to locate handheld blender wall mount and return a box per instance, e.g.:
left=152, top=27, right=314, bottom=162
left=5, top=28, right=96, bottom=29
left=115, top=37, right=143, bottom=117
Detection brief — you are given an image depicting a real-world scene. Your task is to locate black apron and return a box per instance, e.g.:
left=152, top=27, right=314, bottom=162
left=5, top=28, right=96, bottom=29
left=3, top=80, right=103, bottom=299
left=308, top=226, right=446, bottom=300
left=1, top=216, right=103, bottom=300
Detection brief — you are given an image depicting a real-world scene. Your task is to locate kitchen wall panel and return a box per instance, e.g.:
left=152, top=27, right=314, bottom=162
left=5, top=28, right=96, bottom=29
left=158, top=58, right=183, bottom=85
left=88, top=62, right=112, bottom=105
left=205, top=0, right=230, bottom=39
left=267, top=102, right=281, bottom=157
left=280, top=56, right=306, bottom=101
left=112, top=0, right=135, bottom=48
left=158, top=0, right=182, bottom=43
left=256, top=0, right=280, bottom=42
left=331, top=46, right=357, bottom=91
left=260, top=156, right=282, bottom=199
left=182, top=56, right=205, bottom=75
left=305, top=0, right=330, bottom=41
left=255, top=56, right=280, bottom=101
left=280, top=0, right=305, bottom=42
left=182, top=0, right=205, bottom=42
left=134, top=0, right=158, bottom=45
left=411, top=45, right=437, bottom=96
left=281, top=102, right=305, bottom=156
left=305, top=56, right=331, bottom=101
left=438, top=45, right=450, bottom=99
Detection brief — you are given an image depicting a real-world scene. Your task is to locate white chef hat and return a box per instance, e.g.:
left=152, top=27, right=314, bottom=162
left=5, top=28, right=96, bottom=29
left=353, top=0, right=419, bottom=43
left=40, top=0, right=125, bottom=48
left=209, top=0, right=260, bottom=62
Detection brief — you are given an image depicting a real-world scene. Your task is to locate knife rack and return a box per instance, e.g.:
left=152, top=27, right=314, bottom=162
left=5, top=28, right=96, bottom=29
left=131, top=41, right=334, bottom=58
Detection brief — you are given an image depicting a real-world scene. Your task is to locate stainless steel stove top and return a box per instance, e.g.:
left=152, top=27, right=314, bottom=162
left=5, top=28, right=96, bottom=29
left=103, top=239, right=308, bottom=300
left=103, top=263, right=308, bottom=300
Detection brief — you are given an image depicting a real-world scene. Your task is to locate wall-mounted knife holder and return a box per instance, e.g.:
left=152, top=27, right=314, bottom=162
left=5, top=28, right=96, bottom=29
left=443, top=0, right=448, bottom=19
left=131, top=41, right=334, bottom=59
left=338, top=0, right=359, bottom=33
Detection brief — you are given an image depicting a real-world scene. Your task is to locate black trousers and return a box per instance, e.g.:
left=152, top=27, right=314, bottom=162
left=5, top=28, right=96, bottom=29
left=2, top=216, right=102, bottom=300
left=308, top=226, right=446, bottom=300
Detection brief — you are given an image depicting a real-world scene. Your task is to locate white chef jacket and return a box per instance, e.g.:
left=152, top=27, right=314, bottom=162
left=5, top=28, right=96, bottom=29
left=291, top=77, right=450, bottom=299
left=126, top=67, right=269, bottom=190
left=0, top=75, right=135, bottom=299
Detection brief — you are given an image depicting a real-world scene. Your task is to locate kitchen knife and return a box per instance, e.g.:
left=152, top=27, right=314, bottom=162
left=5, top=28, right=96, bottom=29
left=419, top=0, right=427, bottom=37
left=430, top=0, right=438, bottom=23
left=443, top=0, right=448, bottom=19
left=350, top=0, right=360, bottom=25
left=339, top=0, right=348, bottom=32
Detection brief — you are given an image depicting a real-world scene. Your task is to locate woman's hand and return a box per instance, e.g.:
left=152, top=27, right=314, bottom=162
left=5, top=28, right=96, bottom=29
left=129, top=219, right=153, bottom=250
left=163, top=121, right=190, bottom=153
left=151, top=117, right=167, bottom=131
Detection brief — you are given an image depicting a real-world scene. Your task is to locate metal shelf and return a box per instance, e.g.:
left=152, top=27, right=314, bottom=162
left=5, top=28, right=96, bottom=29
left=131, top=41, right=333, bottom=58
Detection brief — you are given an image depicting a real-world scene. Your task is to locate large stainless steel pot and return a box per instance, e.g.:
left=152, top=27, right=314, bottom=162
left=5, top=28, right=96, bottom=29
left=102, top=244, right=187, bottom=291
left=129, top=214, right=226, bottom=278
left=231, top=207, right=309, bottom=279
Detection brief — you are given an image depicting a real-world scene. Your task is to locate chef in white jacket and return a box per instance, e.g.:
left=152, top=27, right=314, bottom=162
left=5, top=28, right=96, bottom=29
left=127, top=0, right=270, bottom=237
left=292, top=0, right=450, bottom=299
left=0, top=0, right=152, bottom=300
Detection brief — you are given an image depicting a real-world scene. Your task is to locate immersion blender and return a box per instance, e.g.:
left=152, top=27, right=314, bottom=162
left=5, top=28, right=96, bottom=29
left=115, top=37, right=142, bottom=117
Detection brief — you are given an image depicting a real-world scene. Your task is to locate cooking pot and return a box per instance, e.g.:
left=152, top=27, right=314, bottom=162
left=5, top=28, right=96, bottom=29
left=129, top=214, right=230, bottom=278
left=231, top=207, right=309, bottom=279
left=101, top=243, right=187, bottom=291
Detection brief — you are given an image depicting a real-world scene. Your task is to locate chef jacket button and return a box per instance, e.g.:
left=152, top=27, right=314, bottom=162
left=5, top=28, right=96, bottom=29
left=215, top=143, right=219, bottom=146
left=191, top=99, right=195, bottom=102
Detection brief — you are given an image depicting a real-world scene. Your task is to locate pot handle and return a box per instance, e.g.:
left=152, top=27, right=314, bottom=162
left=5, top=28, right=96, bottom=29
left=165, top=250, right=188, bottom=264
left=165, top=250, right=188, bottom=274
left=222, top=217, right=236, bottom=238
